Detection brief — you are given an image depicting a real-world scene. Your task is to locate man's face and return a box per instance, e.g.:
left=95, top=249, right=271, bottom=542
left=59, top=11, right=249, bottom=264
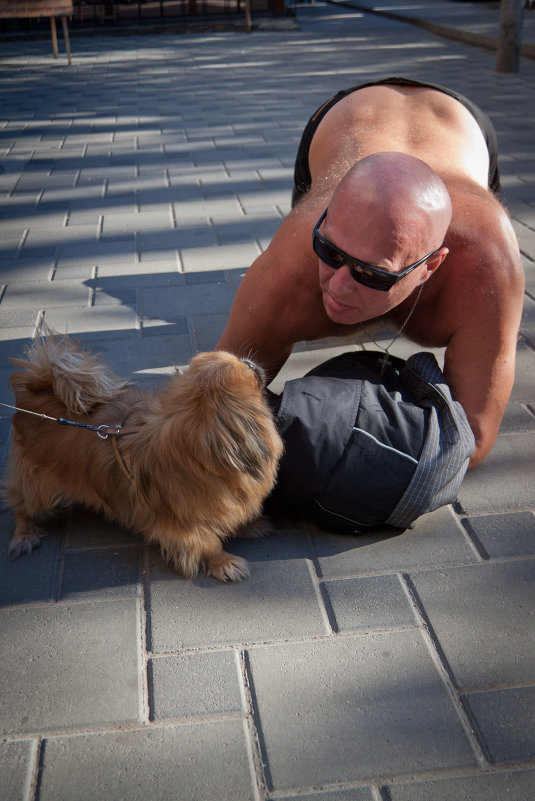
left=317, top=206, right=427, bottom=324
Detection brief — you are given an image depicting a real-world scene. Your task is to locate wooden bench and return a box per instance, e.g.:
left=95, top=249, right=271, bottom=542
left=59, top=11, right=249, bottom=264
left=0, top=1, right=73, bottom=64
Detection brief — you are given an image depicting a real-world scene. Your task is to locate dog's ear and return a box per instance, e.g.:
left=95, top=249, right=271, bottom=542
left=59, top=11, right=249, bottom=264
left=180, top=408, right=273, bottom=481
left=207, top=415, right=273, bottom=480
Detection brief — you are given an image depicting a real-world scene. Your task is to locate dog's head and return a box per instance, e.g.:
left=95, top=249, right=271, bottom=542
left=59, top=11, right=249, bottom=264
left=157, top=351, right=283, bottom=486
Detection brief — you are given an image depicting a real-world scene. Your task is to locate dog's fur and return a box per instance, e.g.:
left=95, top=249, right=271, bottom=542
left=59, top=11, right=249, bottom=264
left=3, top=333, right=283, bottom=581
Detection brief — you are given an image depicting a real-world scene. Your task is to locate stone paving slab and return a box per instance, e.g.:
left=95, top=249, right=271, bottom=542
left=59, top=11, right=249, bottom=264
left=387, top=769, right=535, bottom=800
left=247, top=632, right=477, bottom=791
left=311, top=505, right=479, bottom=578
left=0, top=3, right=534, bottom=799
left=0, top=599, right=141, bottom=736
left=39, top=721, right=256, bottom=801
left=463, top=686, right=535, bottom=764
left=410, top=560, right=535, bottom=688
left=148, top=650, right=245, bottom=721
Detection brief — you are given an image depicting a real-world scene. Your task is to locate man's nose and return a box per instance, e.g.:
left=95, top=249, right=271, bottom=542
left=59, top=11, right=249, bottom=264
left=327, top=263, right=354, bottom=292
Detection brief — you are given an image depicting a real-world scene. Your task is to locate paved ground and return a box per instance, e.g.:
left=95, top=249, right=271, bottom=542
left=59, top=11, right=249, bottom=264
left=0, top=2, right=534, bottom=799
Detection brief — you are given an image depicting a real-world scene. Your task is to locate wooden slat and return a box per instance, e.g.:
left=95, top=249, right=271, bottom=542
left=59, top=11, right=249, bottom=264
left=0, top=1, right=73, bottom=18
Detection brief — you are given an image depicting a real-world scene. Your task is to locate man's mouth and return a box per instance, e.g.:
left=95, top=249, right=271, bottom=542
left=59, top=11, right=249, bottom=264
left=324, top=291, right=355, bottom=314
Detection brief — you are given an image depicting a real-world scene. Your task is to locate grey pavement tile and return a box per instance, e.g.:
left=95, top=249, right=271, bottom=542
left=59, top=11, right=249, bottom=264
left=94, top=259, right=179, bottom=278
left=56, top=237, right=137, bottom=265
left=238, top=189, right=291, bottom=213
left=312, top=505, right=477, bottom=579
left=180, top=241, right=262, bottom=271
left=0, top=510, right=61, bottom=608
left=172, top=198, right=244, bottom=221
left=148, top=650, right=245, bottom=721
left=457, top=433, right=534, bottom=515
left=138, top=247, right=180, bottom=264
left=276, top=791, right=374, bottom=801
left=102, top=210, right=174, bottom=236
left=59, top=547, right=142, bottom=601
left=387, top=769, right=535, bottom=800
left=0, top=739, right=36, bottom=801
left=463, top=511, right=535, bottom=558
left=223, top=265, right=247, bottom=295
left=138, top=229, right=204, bottom=255
left=51, top=262, right=99, bottom=281
left=140, top=281, right=234, bottom=318
left=247, top=631, right=476, bottom=792
left=0, top=309, right=40, bottom=334
left=0, top=258, right=53, bottom=284
left=40, top=188, right=101, bottom=214
left=84, top=331, right=192, bottom=374
left=189, top=312, right=228, bottom=352
left=141, top=317, right=189, bottom=337
left=137, top=185, right=204, bottom=208
left=520, top=293, right=535, bottom=343
left=0, top=228, right=25, bottom=245
left=147, top=533, right=327, bottom=652
left=410, top=560, right=535, bottom=688
left=42, top=305, right=139, bottom=338
left=464, top=686, right=535, bottom=763
left=523, top=258, right=535, bottom=304
left=323, top=574, right=418, bottom=633
left=211, top=213, right=282, bottom=245
left=498, top=401, right=535, bottom=433
left=92, top=286, right=137, bottom=308
left=0, top=599, right=140, bottom=735
left=39, top=720, right=255, bottom=801
left=512, top=218, right=535, bottom=260
left=12, top=241, right=58, bottom=261
left=1, top=281, right=89, bottom=310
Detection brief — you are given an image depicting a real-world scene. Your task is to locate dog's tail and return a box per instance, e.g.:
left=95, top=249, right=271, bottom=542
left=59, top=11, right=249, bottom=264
left=9, top=328, right=129, bottom=415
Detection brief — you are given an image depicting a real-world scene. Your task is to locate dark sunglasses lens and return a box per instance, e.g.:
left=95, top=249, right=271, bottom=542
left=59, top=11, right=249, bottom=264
left=313, top=229, right=394, bottom=291
left=313, top=234, right=346, bottom=269
left=349, top=265, right=393, bottom=291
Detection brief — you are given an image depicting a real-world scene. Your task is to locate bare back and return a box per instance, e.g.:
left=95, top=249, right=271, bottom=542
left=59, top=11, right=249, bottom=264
left=308, top=84, right=491, bottom=194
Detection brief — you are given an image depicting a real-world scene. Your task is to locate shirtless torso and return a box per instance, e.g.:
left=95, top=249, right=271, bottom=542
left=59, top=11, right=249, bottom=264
left=216, top=83, right=524, bottom=467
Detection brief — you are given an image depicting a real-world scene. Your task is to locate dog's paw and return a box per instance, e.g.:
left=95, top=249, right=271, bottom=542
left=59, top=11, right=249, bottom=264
left=205, top=552, right=250, bottom=583
left=8, top=526, right=46, bottom=559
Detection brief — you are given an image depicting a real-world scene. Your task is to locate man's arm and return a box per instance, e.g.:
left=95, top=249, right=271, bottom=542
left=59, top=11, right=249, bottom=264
left=442, top=210, right=524, bottom=468
left=216, top=200, right=335, bottom=381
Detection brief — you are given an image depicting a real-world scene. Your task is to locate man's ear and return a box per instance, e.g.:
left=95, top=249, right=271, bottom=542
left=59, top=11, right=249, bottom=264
left=423, top=246, right=449, bottom=279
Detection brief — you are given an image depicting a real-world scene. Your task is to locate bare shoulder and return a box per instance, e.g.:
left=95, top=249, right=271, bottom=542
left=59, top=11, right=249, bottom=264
left=436, top=184, right=524, bottom=328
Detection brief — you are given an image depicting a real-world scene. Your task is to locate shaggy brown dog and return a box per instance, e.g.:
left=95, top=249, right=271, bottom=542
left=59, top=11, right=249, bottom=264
left=3, top=333, right=283, bottom=581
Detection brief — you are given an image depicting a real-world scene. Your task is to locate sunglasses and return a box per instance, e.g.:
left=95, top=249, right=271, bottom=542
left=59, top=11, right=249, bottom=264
left=312, top=208, right=440, bottom=292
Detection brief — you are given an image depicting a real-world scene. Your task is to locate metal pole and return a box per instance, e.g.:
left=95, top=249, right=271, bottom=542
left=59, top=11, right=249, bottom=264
left=496, top=0, right=525, bottom=72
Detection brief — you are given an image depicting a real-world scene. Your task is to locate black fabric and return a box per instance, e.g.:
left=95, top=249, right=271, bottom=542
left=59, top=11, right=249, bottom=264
left=292, top=76, right=501, bottom=205
left=269, top=351, right=475, bottom=533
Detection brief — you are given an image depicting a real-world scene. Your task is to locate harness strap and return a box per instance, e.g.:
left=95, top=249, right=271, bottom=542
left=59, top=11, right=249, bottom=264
left=112, top=434, right=135, bottom=481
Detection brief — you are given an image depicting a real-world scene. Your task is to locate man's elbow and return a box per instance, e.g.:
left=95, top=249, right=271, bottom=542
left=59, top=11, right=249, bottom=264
left=467, top=429, right=498, bottom=469
left=468, top=446, right=488, bottom=470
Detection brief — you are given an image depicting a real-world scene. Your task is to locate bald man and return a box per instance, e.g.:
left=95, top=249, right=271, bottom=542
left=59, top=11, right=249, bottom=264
left=216, top=78, right=524, bottom=468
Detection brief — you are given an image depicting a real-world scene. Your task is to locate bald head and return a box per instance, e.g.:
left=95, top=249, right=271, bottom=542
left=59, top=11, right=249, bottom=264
left=330, top=152, right=452, bottom=260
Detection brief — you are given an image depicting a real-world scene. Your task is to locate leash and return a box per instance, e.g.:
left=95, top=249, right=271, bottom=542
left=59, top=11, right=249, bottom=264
left=0, top=401, right=134, bottom=440
left=0, top=401, right=139, bottom=481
